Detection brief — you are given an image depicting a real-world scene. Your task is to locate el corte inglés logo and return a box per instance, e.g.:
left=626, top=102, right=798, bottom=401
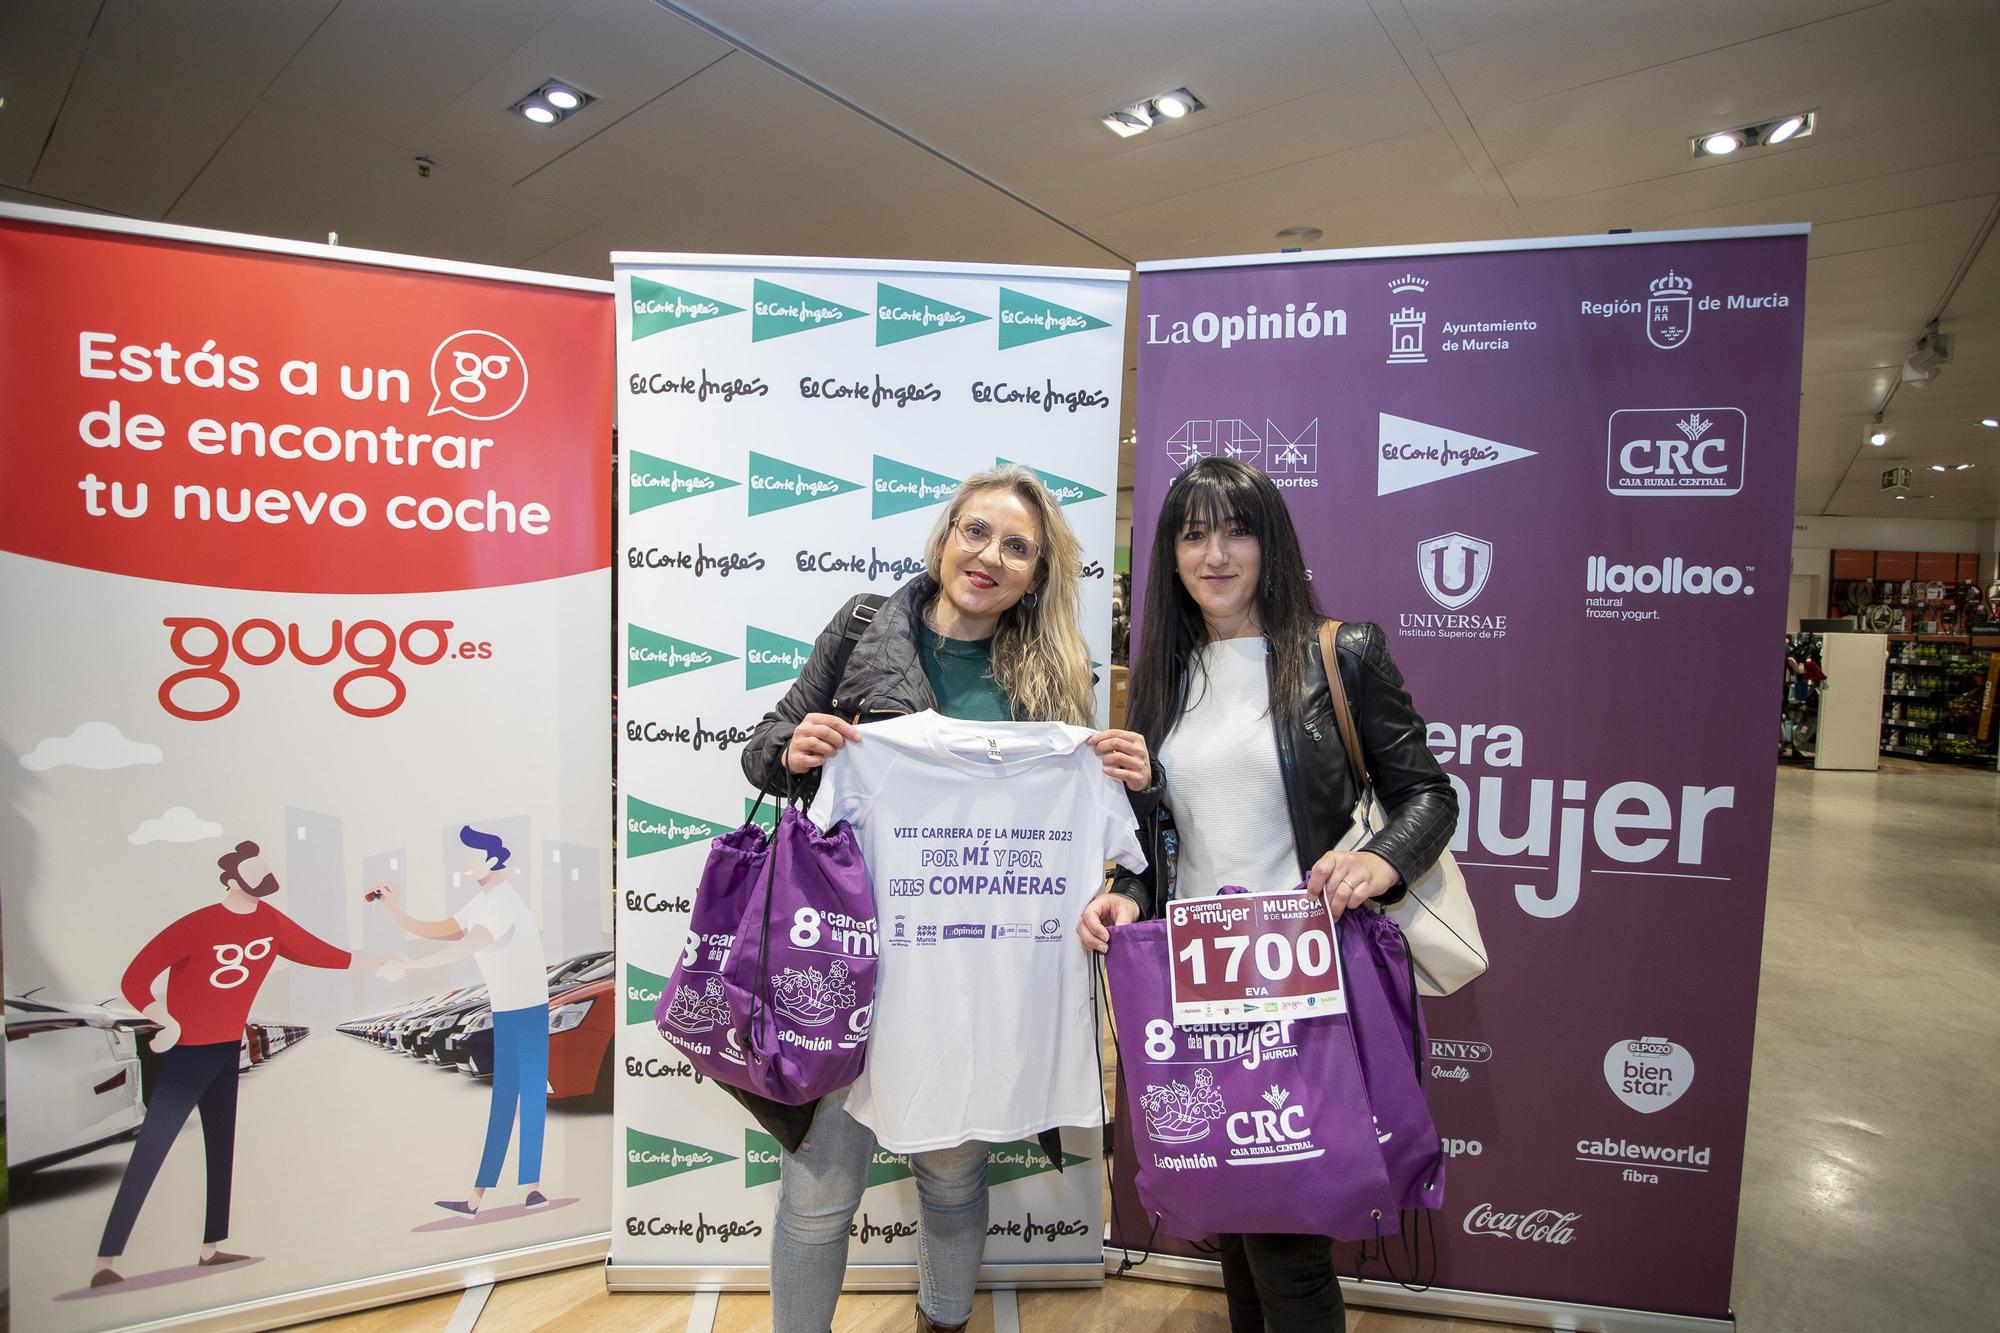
left=627, top=1127, right=734, bottom=1186
left=745, top=1130, right=914, bottom=1189
left=627, top=624, right=736, bottom=686
left=873, top=455, right=961, bottom=519
left=998, top=458, right=1104, bottom=506
left=753, top=278, right=866, bottom=341
left=745, top=626, right=817, bottom=690
left=628, top=451, right=739, bottom=514
left=875, top=282, right=990, bottom=346
left=629, top=276, right=743, bottom=340
left=626, top=795, right=728, bottom=857
left=625, top=963, right=671, bottom=1024
left=747, top=451, right=863, bottom=516
left=997, top=287, right=1110, bottom=348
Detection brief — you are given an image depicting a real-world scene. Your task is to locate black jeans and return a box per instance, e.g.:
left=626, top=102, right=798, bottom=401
left=1217, top=1232, right=1344, bottom=1332
left=98, top=1042, right=240, bottom=1257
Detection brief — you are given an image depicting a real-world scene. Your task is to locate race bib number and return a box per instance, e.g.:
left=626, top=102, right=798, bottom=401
left=1165, top=891, right=1344, bottom=1026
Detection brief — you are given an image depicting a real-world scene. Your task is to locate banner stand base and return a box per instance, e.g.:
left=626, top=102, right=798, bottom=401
left=113, top=1233, right=610, bottom=1333
left=1100, top=1253, right=1732, bottom=1333
left=606, top=1259, right=1104, bottom=1293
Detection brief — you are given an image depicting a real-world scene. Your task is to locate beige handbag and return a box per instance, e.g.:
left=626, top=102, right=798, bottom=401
left=1318, top=622, right=1488, bottom=996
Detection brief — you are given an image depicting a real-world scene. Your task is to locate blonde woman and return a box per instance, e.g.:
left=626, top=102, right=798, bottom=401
left=742, top=464, right=1154, bottom=1333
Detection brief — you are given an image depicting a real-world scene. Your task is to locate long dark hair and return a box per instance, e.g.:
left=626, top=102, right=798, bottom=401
left=1127, top=458, right=1322, bottom=747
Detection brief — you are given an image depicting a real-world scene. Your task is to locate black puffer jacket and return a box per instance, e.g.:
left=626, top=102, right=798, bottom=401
left=1111, top=621, right=1456, bottom=916
left=742, top=576, right=941, bottom=798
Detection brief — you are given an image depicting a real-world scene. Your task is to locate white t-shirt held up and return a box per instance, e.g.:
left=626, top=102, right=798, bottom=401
left=810, top=711, right=1146, bottom=1152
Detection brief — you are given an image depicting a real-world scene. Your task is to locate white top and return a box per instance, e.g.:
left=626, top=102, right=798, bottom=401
left=456, top=881, right=548, bottom=1013
left=810, top=711, right=1146, bottom=1152
left=1158, top=637, right=1300, bottom=897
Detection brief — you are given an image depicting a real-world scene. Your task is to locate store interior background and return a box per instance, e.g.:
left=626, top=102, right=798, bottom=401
left=4, top=1, right=1998, bottom=1330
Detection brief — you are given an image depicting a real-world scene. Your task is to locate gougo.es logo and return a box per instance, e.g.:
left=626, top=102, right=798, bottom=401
left=158, top=616, right=492, bottom=720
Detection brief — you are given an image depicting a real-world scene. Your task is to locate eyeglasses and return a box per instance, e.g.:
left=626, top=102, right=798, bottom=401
left=950, top=517, right=1039, bottom=571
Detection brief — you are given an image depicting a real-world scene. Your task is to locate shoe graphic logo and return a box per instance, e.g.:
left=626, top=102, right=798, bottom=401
left=659, top=976, right=729, bottom=1034
left=770, top=961, right=855, bottom=1028
left=1140, top=1068, right=1226, bottom=1143
left=1645, top=271, right=1694, bottom=349
left=1417, top=532, right=1493, bottom=611
left=629, top=276, right=743, bottom=341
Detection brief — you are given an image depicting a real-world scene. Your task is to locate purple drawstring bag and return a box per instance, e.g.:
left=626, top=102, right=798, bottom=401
left=1341, top=906, right=1447, bottom=1211
left=1104, top=912, right=1398, bottom=1242
left=655, top=799, right=877, bottom=1103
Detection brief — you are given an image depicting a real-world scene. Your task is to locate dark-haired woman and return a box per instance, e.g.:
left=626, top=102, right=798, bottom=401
left=1079, top=456, right=1456, bottom=1332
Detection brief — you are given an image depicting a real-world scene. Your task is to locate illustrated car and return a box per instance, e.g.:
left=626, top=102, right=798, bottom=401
left=4, top=995, right=146, bottom=1173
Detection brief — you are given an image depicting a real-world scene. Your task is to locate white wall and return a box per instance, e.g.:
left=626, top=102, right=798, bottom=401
left=1790, top=514, right=1984, bottom=591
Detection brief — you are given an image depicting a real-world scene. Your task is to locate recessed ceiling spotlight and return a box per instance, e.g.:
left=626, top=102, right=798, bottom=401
left=1895, top=494, right=1907, bottom=500
left=1981, top=417, right=1999, bottom=428
left=1930, top=464, right=1947, bottom=472
left=512, top=79, right=594, bottom=126
left=1867, top=416, right=1888, bottom=447
left=1100, top=88, right=1203, bottom=137
left=1691, top=110, right=1815, bottom=158
left=1956, top=463, right=1974, bottom=471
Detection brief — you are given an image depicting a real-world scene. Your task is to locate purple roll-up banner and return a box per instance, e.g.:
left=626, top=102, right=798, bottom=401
left=1111, top=227, right=1806, bottom=1327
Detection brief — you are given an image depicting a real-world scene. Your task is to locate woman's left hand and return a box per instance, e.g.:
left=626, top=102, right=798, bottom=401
left=1305, top=849, right=1400, bottom=920
left=1088, top=729, right=1152, bottom=792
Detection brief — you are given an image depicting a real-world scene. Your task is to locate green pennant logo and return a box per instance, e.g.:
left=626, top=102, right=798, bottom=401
left=626, top=795, right=728, bottom=858
left=873, top=454, right=961, bottom=519
left=875, top=282, right=990, bottom=346
left=748, top=451, right=863, bottom=516
left=997, top=287, right=1110, bottom=349
left=627, top=1127, right=734, bottom=1187
left=625, top=964, right=671, bottom=1024
left=628, top=625, right=737, bottom=687
left=628, top=451, right=738, bottom=514
left=998, top=457, right=1105, bottom=506
left=743, top=797, right=777, bottom=834
left=629, top=276, right=743, bottom=340
left=984, top=1139, right=1090, bottom=1186
left=746, top=625, right=816, bottom=690
left=753, top=278, right=866, bottom=342
left=744, top=1130, right=913, bottom=1189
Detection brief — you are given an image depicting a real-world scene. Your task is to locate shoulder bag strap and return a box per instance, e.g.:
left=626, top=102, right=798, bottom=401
left=1317, top=620, right=1370, bottom=791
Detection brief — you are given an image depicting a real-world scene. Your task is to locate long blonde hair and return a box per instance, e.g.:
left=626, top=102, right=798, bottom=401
left=923, top=464, right=1096, bottom=727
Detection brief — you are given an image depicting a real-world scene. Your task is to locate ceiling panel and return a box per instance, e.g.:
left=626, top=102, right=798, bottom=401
left=165, top=100, right=407, bottom=239
left=28, top=0, right=339, bottom=217
left=260, top=0, right=572, bottom=146
left=0, top=0, right=100, bottom=189
left=1402, top=0, right=1605, bottom=57
left=407, top=0, right=730, bottom=186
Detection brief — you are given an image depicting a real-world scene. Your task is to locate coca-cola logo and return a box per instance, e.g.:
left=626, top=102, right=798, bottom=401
left=160, top=616, right=490, bottom=720
left=1462, top=1203, right=1580, bottom=1245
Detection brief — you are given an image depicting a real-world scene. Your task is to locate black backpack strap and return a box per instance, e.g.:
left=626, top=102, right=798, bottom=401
left=826, top=593, right=887, bottom=709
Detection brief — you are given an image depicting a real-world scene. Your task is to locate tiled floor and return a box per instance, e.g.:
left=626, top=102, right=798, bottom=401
left=303, top=760, right=2000, bottom=1332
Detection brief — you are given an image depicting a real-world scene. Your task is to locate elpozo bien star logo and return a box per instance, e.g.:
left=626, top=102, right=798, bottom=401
left=1604, top=1035, right=1694, bottom=1113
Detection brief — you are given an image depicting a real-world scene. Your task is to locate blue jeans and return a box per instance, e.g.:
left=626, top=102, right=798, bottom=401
left=771, top=1089, right=989, bottom=1331
left=477, top=1004, right=548, bottom=1190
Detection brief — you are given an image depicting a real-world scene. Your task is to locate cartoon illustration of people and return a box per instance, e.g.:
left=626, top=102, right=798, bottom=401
left=92, top=839, right=384, bottom=1289
left=368, top=825, right=551, bottom=1216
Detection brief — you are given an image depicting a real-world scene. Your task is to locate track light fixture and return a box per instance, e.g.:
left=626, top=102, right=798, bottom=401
left=1690, top=110, right=1815, bottom=159
left=1101, top=87, right=1205, bottom=138
left=511, top=79, right=594, bottom=127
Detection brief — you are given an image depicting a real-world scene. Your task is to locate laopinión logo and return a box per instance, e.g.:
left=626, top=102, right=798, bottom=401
left=1462, top=1203, right=1580, bottom=1245
left=1603, top=1035, right=1694, bottom=1112
left=1607, top=408, right=1747, bottom=496
left=1584, top=554, right=1754, bottom=625
left=1401, top=534, right=1506, bottom=643
left=1145, top=301, right=1346, bottom=350
left=1163, top=418, right=1319, bottom=488
left=159, top=615, right=486, bottom=721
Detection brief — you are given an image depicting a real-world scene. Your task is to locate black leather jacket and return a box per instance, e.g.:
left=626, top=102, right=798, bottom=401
left=1111, top=621, right=1456, bottom=918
